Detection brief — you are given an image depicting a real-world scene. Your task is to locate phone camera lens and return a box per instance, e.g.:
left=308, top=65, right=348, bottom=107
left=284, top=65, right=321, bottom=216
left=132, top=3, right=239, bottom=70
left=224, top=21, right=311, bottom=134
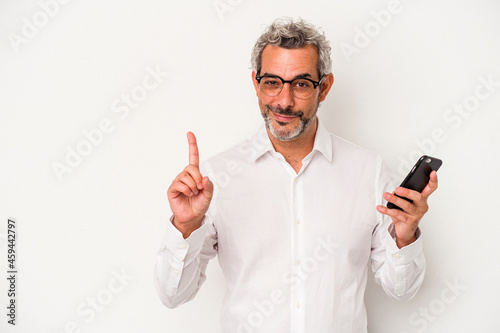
left=425, top=158, right=431, bottom=163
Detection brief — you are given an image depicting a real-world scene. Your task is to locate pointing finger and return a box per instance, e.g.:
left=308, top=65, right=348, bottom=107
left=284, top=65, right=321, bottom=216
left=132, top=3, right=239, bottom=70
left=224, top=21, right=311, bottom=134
left=187, top=132, right=199, bottom=167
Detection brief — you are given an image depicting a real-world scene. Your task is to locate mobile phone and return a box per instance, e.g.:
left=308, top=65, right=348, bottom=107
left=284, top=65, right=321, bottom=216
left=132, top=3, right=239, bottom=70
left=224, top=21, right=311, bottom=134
left=387, top=155, right=442, bottom=211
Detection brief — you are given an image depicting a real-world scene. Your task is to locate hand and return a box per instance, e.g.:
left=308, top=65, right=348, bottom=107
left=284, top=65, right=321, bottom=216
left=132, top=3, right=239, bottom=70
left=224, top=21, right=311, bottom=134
left=167, top=132, right=213, bottom=238
left=376, top=171, right=438, bottom=248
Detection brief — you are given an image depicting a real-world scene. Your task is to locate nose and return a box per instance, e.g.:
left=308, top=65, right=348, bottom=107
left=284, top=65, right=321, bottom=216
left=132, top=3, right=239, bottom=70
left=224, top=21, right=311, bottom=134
left=275, top=83, right=294, bottom=109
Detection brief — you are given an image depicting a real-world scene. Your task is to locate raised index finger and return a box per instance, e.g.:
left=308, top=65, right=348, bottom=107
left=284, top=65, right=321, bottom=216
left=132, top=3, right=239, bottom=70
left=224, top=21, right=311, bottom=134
left=187, top=132, right=199, bottom=167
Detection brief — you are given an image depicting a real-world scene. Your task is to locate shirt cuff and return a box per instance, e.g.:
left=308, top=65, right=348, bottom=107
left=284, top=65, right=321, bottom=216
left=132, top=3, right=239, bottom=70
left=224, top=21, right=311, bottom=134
left=385, top=224, right=424, bottom=296
left=159, top=215, right=209, bottom=263
left=385, top=223, right=423, bottom=265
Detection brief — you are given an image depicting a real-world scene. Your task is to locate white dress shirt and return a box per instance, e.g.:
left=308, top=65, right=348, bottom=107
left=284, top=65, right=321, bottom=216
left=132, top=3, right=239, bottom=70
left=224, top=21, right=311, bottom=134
left=154, top=120, right=425, bottom=333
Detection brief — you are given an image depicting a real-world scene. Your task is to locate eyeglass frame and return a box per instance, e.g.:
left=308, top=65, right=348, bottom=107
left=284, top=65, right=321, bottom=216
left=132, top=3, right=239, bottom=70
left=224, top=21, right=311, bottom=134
left=254, top=74, right=325, bottom=99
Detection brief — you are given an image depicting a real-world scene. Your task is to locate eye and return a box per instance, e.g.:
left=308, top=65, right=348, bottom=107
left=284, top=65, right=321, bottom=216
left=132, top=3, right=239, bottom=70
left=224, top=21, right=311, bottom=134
left=294, top=80, right=311, bottom=89
left=262, top=78, right=280, bottom=86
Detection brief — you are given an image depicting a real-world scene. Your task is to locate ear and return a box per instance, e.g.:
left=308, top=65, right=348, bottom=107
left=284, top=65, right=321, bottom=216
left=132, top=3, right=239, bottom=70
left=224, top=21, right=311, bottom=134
left=252, top=71, right=259, bottom=97
left=318, top=73, right=334, bottom=102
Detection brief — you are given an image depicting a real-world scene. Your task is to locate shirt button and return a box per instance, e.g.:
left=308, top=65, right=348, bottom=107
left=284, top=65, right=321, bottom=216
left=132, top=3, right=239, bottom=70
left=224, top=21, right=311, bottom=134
left=295, top=219, right=300, bottom=225
left=394, top=254, right=401, bottom=259
left=294, top=178, right=299, bottom=184
left=397, top=277, right=403, bottom=281
left=173, top=270, right=180, bottom=275
left=295, top=302, right=301, bottom=309
left=295, top=259, right=301, bottom=265
left=179, top=243, right=187, bottom=249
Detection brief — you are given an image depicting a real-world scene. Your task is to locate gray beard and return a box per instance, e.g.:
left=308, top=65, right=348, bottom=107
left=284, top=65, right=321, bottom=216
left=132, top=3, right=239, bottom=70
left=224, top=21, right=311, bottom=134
left=262, top=105, right=317, bottom=141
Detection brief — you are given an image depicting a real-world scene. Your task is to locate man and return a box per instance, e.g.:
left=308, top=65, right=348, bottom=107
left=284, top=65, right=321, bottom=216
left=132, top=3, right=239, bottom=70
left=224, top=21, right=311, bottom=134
left=154, top=17, right=438, bottom=332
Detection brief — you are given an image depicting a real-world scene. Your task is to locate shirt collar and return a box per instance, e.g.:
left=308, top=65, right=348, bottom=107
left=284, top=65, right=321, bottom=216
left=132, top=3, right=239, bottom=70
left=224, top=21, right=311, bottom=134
left=250, top=118, right=333, bottom=162
left=312, top=119, right=333, bottom=162
left=250, top=125, right=274, bottom=161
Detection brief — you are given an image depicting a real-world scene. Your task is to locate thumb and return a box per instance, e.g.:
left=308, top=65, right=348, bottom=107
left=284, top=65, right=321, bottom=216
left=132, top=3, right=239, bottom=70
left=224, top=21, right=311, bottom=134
left=201, top=176, right=214, bottom=200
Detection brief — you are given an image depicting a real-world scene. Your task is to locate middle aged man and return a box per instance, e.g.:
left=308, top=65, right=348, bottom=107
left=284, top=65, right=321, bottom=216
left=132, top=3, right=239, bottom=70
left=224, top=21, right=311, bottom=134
left=155, top=17, right=438, bottom=332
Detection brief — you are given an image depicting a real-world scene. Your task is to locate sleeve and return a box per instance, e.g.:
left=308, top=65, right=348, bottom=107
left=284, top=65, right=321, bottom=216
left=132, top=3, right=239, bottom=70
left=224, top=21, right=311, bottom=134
left=154, top=163, right=218, bottom=308
left=370, top=157, right=426, bottom=301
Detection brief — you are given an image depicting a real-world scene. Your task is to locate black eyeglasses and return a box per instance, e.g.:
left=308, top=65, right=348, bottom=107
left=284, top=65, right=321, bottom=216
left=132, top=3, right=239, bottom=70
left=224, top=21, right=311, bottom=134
left=255, top=74, right=324, bottom=99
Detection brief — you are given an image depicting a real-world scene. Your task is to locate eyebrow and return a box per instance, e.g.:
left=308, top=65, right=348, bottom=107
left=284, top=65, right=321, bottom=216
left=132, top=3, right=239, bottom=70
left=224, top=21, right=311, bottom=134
left=261, top=72, right=313, bottom=80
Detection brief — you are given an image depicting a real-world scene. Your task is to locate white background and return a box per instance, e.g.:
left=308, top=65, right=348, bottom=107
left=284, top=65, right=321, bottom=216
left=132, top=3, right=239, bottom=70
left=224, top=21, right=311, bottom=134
left=1, top=0, right=499, bottom=332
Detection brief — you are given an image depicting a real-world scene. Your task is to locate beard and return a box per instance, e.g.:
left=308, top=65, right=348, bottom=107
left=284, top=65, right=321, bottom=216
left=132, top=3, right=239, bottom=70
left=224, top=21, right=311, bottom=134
left=262, top=104, right=318, bottom=141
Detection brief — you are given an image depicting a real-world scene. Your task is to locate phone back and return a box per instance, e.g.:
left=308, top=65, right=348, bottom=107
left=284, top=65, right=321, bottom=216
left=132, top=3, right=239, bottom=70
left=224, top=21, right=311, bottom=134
left=402, top=156, right=442, bottom=192
left=387, top=155, right=442, bottom=210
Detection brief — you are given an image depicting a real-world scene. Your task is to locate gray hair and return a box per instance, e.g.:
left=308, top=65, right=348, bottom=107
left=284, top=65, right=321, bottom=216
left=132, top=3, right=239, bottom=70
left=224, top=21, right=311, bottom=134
left=251, top=17, right=332, bottom=78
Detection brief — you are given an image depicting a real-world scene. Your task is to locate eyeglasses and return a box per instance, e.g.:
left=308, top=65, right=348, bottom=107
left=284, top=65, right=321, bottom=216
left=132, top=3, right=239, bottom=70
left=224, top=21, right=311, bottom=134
left=255, top=74, right=324, bottom=99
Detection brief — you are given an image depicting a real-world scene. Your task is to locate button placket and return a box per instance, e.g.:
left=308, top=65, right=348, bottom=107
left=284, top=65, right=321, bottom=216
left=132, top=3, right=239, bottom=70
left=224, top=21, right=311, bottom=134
left=290, top=174, right=305, bottom=332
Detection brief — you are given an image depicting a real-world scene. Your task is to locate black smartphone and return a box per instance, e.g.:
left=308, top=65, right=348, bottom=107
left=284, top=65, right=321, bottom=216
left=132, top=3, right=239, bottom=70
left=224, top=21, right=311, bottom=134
left=387, top=155, right=442, bottom=211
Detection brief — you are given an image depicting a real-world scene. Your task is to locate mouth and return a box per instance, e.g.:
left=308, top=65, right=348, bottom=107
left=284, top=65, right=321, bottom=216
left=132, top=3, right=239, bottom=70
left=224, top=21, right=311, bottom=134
left=267, top=105, right=303, bottom=124
left=273, top=112, right=297, bottom=123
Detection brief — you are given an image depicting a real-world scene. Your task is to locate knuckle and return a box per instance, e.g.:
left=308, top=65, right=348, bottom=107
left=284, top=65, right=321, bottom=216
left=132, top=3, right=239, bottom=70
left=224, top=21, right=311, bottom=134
left=180, top=183, right=190, bottom=192
left=181, top=170, right=191, bottom=180
left=399, top=200, right=412, bottom=212
left=185, top=164, right=200, bottom=176
left=403, top=207, right=413, bottom=216
left=170, top=179, right=181, bottom=189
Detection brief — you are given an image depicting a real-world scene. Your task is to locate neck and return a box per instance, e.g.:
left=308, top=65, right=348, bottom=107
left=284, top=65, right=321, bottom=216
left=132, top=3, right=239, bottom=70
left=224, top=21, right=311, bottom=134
left=267, top=117, right=318, bottom=172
